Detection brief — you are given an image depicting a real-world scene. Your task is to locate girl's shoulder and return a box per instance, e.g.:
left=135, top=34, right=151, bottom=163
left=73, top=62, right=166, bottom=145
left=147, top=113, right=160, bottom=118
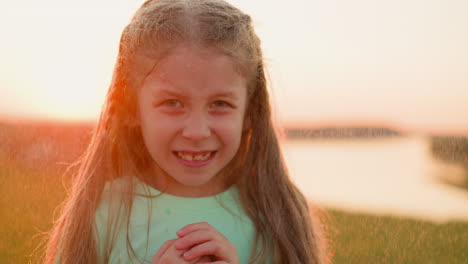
left=94, top=177, right=138, bottom=261
left=95, top=177, right=130, bottom=215
left=98, top=177, right=138, bottom=204
left=94, top=177, right=136, bottom=232
left=102, top=176, right=132, bottom=194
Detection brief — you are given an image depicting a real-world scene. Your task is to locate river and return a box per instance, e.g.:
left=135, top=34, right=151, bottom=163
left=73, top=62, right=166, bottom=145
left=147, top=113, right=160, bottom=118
left=282, top=136, right=468, bottom=222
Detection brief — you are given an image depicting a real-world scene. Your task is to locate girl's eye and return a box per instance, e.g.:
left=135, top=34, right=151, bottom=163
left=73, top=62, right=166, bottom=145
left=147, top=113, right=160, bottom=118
left=162, top=99, right=182, bottom=108
left=211, top=100, right=231, bottom=108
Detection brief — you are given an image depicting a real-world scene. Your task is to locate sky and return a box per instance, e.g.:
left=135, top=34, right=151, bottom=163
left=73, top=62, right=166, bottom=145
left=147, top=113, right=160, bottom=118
left=1, top=0, right=467, bottom=135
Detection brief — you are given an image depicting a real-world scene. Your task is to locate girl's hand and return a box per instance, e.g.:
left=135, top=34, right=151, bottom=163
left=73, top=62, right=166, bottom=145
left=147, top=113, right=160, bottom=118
left=173, top=222, right=240, bottom=264
left=151, top=239, right=212, bottom=264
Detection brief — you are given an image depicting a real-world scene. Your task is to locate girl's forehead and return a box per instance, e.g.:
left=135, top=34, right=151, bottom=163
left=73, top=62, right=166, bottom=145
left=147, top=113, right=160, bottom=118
left=142, top=45, right=248, bottom=96
left=155, top=45, right=234, bottom=71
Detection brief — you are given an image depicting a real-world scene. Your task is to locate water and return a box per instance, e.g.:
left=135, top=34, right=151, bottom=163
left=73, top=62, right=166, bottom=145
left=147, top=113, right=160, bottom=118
left=282, top=136, right=468, bottom=222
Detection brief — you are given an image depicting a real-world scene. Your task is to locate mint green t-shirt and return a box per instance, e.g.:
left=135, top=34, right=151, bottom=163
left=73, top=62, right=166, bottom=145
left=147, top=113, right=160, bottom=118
left=94, top=178, right=256, bottom=264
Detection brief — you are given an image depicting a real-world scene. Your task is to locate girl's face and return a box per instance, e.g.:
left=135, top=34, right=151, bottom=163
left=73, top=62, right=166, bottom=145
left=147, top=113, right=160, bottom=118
left=137, top=45, right=248, bottom=197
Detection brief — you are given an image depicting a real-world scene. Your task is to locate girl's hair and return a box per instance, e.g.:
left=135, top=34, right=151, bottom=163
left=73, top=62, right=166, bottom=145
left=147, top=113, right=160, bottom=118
left=45, top=0, right=328, bottom=263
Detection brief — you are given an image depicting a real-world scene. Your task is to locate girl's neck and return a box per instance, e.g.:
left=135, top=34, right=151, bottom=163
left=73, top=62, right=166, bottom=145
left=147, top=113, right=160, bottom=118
left=138, top=165, right=229, bottom=198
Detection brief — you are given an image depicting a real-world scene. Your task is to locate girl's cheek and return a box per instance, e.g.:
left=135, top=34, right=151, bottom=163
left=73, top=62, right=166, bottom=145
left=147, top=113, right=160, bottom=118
left=213, top=113, right=244, bottom=125
left=211, top=122, right=241, bottom=136
left=154, top=115, right=184, bottom=129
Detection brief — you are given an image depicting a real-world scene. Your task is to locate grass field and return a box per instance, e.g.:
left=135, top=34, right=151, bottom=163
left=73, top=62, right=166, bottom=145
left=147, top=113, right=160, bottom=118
left=328, top=210, right=468, bottom=263
left=1, top=122, right=467, bottom=263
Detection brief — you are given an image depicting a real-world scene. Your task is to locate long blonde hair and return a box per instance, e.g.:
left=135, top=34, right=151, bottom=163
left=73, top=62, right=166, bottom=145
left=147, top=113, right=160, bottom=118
left=45, top=0, right=328, bottom=263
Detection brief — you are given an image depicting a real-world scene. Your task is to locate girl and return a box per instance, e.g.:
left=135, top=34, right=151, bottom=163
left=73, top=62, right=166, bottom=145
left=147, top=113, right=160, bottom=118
left=45, top=0, right=328, bottom=263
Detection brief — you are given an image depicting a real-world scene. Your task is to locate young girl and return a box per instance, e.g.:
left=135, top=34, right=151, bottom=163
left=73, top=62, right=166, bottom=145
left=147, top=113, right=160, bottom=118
left=45, top=0, right=328, bottom=263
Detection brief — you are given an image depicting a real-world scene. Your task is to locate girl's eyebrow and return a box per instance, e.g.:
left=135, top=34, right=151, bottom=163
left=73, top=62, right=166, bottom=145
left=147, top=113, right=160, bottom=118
left=210, top=91, right=239, bottom=100
left=152, top=89, right=188, bottom=100
left=153, top=89, right=240, bottom=100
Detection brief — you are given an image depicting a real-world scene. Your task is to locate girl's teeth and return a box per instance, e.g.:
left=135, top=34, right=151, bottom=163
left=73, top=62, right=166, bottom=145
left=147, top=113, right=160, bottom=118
left=177, top=152, right=211, bottom=161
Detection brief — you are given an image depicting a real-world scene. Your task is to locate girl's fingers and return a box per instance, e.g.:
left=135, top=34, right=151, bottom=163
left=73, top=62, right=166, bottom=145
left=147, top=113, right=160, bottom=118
left=174, top=229, right=214, bottom=250
left=197, top=261, right=227, bottom=264
left=196, top=255, right=214, bottom=262
left=182, top=240, right=237, bottom=262
left=175, top=222, right=239, bottom=263
left=177, top=222, right=216, bottom=237
left=182, top=241, right=217, bottom=261
left=153, top=239, right=203, bottom=264
left=151, top=239, right=178, bottom=263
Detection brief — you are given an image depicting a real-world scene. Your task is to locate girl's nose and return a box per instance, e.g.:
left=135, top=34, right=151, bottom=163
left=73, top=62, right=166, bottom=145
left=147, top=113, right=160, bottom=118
left=181, top=112, right=211, bottom=140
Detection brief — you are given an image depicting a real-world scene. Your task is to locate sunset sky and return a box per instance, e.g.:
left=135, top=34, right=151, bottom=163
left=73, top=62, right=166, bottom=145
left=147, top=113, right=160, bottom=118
left=1, top=0, right=467, bottom=134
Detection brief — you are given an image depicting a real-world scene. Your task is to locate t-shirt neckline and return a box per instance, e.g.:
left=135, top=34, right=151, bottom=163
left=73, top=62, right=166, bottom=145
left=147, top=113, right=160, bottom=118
left=134, top=178, right=238, bottom=203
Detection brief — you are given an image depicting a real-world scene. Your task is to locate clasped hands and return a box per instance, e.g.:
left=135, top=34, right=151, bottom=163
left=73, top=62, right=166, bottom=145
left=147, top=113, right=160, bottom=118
left=152, top=222, right=240, bottom=264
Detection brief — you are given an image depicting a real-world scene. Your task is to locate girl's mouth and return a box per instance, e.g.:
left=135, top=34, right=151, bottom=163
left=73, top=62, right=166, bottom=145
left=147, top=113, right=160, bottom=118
left=173, top=151, right=217, bottom=165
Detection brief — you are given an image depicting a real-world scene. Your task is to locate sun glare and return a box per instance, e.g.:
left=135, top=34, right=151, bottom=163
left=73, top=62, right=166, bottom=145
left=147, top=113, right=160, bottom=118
left=45, top=83, right=103, bottom=121
left=1, top=0, right=467, bottom=133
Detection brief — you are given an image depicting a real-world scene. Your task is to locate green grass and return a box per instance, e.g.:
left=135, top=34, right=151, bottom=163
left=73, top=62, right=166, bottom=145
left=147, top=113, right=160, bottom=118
left=326, top=210, right=468, bottom=263
left=2, top=159, right=468, bottom=264
left=0, top=159, right=68, bottom=264
left=1, top=122, right=468, bottom=263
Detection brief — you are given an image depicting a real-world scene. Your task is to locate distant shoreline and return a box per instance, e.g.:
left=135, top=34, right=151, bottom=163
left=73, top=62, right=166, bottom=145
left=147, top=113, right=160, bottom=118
left=285, top=127, right=402, bottom=139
